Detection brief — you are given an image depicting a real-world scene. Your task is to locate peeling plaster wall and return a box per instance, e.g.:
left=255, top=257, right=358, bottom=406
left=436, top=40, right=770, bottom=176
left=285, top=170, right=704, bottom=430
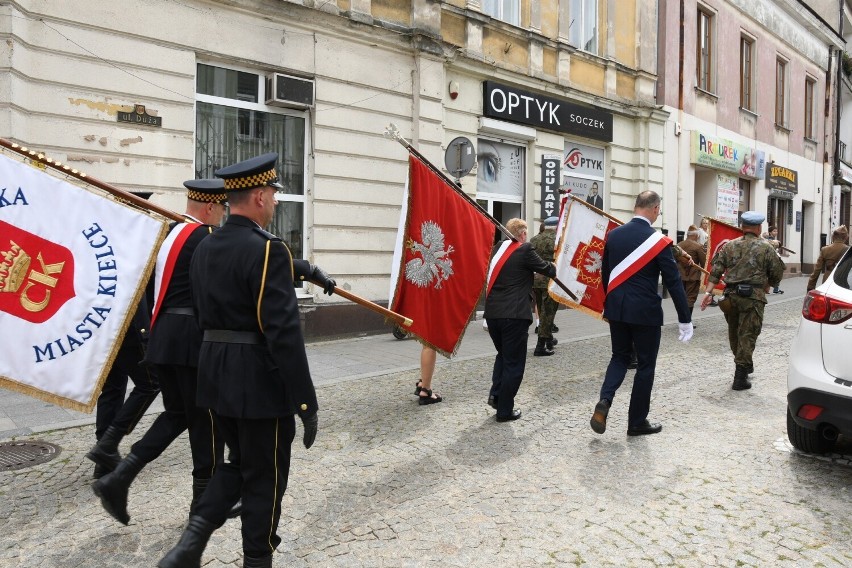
left=1, top=0, right=662, bottom=309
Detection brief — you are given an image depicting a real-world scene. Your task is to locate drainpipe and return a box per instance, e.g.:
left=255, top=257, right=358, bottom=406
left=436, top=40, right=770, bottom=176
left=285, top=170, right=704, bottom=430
left=835, top=1, right=844, bottom=235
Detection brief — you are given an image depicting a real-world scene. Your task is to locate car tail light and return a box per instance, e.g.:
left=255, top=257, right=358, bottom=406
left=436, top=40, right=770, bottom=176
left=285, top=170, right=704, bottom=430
left=797, top=404, right=824, bottom=421
left=801, top=290, right=852, bottom=324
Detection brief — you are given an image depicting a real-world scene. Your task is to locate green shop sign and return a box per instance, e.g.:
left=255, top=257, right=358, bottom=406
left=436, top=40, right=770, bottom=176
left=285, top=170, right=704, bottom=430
left=690, top=131, right=765, bottom=179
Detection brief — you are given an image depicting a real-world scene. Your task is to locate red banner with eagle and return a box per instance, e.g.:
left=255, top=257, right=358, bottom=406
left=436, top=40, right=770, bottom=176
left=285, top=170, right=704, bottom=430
left=549, top=196, right=620, bottom=318
left=702, top=217, right=743, bottom=294
left=388, top=154, right=495, bottom=357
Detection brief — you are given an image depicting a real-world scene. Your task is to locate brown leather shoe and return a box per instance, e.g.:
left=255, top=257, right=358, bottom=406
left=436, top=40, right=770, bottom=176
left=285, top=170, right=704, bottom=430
left=590, top=400, right=609, bottom=434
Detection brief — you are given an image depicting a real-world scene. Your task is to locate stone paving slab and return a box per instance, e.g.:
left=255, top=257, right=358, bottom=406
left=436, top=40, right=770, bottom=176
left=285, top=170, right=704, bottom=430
left=1, top=293, right=850, bottom=567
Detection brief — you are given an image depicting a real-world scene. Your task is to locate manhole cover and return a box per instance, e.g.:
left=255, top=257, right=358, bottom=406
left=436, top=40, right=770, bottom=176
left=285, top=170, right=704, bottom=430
left=0, top=440, right=61, bottom=471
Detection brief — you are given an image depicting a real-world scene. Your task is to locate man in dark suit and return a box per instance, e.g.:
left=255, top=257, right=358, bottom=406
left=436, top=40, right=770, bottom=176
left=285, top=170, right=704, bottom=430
left=93, top=179, right=231, bottom=526
left=159, top=153, right=335, bottom=568
left=589, top=190, right=693, bottom=436
left=586, top=182, right=603, bottom=210
left=485, top=218, right=556, bottom=422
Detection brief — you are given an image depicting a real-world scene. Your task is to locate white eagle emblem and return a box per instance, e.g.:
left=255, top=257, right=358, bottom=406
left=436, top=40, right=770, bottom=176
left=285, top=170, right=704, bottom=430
left=584, top=250, right=602, bottom=274
left=405, top=221, right=454, bottom=289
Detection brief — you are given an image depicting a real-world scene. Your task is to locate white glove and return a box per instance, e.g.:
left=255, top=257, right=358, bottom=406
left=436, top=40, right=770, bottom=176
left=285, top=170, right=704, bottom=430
left=678, top=322, right=694, bottom=343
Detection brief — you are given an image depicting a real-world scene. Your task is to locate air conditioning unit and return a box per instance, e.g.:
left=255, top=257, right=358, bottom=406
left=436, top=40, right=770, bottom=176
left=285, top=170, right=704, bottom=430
left=265, top=73, right=315, bottom=108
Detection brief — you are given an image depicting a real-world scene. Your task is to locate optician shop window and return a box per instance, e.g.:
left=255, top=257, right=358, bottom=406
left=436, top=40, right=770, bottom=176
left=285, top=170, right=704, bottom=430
left=476, top=138, right=525, bottom=241
left=195, top=62, right=308, bottom=263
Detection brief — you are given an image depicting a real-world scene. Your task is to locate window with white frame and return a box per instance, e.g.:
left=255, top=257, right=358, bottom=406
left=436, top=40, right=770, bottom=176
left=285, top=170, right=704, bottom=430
left=697, top=7, right=714, bottom=92
left=569, top=0, right=598, bottom=54
left=775, top=57, right=788, bottom=127
left=482, top=0, right=520, bottom=26
left=195, top=63, right=309, bottom=264
left=476, top=138, right=525, bottom=233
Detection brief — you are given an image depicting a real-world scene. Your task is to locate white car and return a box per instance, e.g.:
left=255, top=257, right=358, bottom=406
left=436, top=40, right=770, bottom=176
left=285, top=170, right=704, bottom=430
left=787, top=246, right=852, bottom=453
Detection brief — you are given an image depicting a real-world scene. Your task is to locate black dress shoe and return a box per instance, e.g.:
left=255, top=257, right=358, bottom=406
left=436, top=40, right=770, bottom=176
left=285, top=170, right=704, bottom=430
left=487, top=395, right=498, bottom=409
left=627, top=420, right=662, bottom=436
left=496, top=409, right=522, bottom=422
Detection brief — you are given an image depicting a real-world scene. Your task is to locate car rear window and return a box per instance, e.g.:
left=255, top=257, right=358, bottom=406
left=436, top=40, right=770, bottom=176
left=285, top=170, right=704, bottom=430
left=832, top=247, right=852, bottom=290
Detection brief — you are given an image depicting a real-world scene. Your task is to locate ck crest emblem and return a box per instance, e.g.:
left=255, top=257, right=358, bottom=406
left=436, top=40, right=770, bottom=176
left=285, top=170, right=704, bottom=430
left=404, top=221, right=454, bottom=289
left=0, top=221, right=75, bottom=323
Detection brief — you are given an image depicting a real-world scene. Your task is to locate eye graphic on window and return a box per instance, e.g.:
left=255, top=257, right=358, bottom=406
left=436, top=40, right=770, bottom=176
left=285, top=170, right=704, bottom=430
left=478, top=148, right=502, bottom=183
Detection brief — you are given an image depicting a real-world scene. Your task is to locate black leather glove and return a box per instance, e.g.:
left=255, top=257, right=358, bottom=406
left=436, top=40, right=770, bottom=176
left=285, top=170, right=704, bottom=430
left=310, top=264, right=336, bottom=296
left=300, top=412, right=318, bottom=449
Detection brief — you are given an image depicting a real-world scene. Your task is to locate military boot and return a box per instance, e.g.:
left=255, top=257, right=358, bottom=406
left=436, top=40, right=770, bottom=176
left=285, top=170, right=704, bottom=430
left=85, top=425, right=124, bottom=474
left=546, top=338, right=558, bottom=350
left=244, top=554, right=273, bottom=568
left=731, top=365, right=752, bottom=391
left=533, top=338, right=554, bottom=356
left=189, top=477, right=208, bottom=518
left=157, top=515, right=218, bottom=568
left=190, top=478, right=242, bottom=523
left=91, top=452, right=145, bottom=525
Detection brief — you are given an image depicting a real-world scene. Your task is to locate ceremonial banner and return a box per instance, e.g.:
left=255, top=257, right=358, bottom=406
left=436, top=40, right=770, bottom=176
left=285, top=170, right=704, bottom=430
left=0, top=152, right=166, bottom=412
left=389, top=154, right=495, bottom=357
left=549, top=197, right=620, bottom=318
left=702, top=217, right=743, bottom=292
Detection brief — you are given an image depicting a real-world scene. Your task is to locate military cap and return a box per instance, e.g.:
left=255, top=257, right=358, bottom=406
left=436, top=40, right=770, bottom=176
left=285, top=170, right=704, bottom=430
left=544, top=216, right=559, bottom=227
left=214, top=153, right=284, bottom=192
left=740, top=211, right=765, bottom=226
left=183, top=178, right=227, bottom=204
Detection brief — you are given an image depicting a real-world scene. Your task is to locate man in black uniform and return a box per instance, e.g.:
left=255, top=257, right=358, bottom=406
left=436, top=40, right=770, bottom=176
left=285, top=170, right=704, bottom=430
left=158, top=153, right=335, bottom=568
left=93, top=179, right=231, bottom=526
left=86, top=295, right=159, bottom=479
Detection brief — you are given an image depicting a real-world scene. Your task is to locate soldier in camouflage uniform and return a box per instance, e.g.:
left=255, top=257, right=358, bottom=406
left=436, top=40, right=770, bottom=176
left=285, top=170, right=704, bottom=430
left=530, top=217, right=559, bottom=356
left=699, top=211, right=785, bottom=391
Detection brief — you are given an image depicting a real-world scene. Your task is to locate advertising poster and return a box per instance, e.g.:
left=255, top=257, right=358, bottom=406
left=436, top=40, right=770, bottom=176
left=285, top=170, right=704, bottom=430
left=715, top=173, right=740, bottom=224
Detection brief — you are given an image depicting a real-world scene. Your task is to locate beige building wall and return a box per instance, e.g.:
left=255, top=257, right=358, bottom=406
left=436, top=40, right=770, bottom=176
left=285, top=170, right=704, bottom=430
left=0, top=0, right=664, bottom=335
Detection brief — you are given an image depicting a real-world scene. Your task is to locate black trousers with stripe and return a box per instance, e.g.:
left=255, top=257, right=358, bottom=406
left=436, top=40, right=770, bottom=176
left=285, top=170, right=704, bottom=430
left=95, top=330, right=159, bottom=439
left=130, top=364, right=223, bottom=479
left=195, top=413, right=296, bottom=558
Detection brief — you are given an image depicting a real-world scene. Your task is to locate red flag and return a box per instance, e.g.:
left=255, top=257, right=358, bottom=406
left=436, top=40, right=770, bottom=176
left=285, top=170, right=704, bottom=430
left=702, top=218, right=743, bottom=292
left=389, top=155, right=495, bottom=357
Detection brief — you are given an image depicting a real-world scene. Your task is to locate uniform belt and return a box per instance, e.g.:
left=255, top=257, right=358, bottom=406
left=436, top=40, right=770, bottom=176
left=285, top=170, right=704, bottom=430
left=163, top=307, right=195, bottom=316
left=203, top=330, right=264, bottom=344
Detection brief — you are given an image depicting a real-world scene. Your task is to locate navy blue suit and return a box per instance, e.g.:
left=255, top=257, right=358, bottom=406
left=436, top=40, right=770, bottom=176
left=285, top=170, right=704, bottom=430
left=599, top=217, right=690, bottom=428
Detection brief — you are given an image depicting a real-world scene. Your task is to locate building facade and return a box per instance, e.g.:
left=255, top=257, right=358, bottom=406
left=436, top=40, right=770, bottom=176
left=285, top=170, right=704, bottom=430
left=657, top=0, right=843, bottom=274
left=1, top=0, right=662, bottom=337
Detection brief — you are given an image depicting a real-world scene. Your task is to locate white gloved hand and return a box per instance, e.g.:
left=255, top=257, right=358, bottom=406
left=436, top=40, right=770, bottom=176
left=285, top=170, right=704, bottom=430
left=678, top=322, right=694, bottom=343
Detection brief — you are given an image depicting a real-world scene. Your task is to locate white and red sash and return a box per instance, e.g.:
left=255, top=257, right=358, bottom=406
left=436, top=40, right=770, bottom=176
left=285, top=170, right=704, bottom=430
left=607, top=231, right=672, bottom=292
left=486, top=240, right=521, bottom=294
left=150, top=222, right=200, bottom=327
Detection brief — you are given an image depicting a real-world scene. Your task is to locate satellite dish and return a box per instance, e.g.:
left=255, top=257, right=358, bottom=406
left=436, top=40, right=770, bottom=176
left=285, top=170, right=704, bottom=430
left=444, top=137, right=476, bottom=182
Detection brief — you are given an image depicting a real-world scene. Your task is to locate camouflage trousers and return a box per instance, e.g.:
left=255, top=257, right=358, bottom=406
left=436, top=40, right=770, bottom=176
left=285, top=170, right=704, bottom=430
left=722, top=294, right=765, bottom=368
left=533, top=288, right=558, bottom=340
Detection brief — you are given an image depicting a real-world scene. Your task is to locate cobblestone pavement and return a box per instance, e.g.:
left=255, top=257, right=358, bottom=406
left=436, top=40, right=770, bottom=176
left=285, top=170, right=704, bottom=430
left=1, top=298, right=850, bottom=567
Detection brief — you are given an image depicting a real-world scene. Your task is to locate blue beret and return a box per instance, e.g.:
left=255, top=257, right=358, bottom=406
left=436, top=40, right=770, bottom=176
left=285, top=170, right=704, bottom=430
left=741, top=211, right=765, bottom=226
left=215, top=153, right=284, bottom=191
left=544, top=216, right=559, bottom=227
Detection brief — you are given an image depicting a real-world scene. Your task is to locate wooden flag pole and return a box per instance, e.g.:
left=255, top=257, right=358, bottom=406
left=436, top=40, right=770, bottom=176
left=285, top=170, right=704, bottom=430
left=0, top=138, right=184, bottom=222
left=0, top=138, right=413, bottom=326
left=333, top=286, right=412, bottom=327
left=384, top=124, right=516, bottom=242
